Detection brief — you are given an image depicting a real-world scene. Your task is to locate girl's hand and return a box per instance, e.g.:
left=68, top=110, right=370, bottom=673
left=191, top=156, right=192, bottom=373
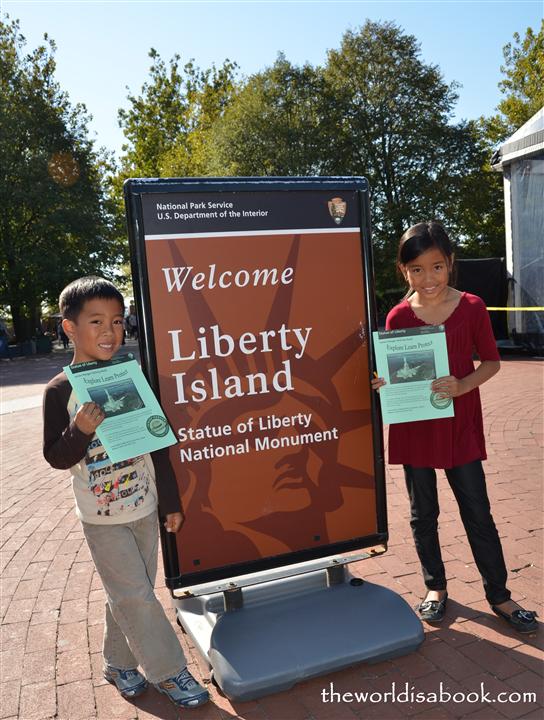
left=164, top=512, right=183, bottom=533
left=74, top=402, right=105, bottom=435
left=431, top=375, right=464, bottom=399
left=371, top=376, right=386, bottom=392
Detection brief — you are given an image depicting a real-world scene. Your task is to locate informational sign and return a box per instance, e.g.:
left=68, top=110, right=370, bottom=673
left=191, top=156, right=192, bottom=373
left=64, top=354, right=177, bottom=463
left=373, top=326, right=454, bottom=424
left=125, top=178, right=386, bottom=589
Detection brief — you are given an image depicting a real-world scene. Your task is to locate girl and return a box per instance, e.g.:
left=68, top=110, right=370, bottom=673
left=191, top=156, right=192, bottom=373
left=372, top=221, right=537, bottom=633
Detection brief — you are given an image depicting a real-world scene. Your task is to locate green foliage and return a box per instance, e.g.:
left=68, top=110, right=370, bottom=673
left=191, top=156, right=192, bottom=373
left=484, top=21, right=544, bottom=144
left=9, top=14, right=537, bottom=336
left=323, top=22, right=467, bottom=286
left=117, top=49, right=238, bottom=179
left=206, top=22, right=504, bottom=294
left=113, top=21, right=513, bottom=303
left=208, top=54, right=327, bottom=175
left=0, top=18, right=121, bottom=340
left=499, top=22, right=544, bottom=128
left=450, top=123, right=505, bottom=260
left=111, top=49, right=238, bottom=234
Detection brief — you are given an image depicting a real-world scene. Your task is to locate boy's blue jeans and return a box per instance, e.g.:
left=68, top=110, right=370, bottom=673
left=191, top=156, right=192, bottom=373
left=403, top=460, right=511, bottom=606
left=82, top=512, right=187, bottom=683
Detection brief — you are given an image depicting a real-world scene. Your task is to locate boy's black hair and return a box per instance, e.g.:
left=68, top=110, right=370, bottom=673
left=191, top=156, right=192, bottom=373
left=397, top=221, right=454, bottom=267
left=59, top=276, right=124, bottom=321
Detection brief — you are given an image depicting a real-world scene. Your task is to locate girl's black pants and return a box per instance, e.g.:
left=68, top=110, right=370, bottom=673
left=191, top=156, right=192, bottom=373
left=403, top=460, right=510, bottom=605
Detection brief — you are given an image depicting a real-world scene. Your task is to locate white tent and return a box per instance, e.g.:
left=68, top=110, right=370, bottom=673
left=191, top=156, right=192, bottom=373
left=492, top=108, right=544, bottom=348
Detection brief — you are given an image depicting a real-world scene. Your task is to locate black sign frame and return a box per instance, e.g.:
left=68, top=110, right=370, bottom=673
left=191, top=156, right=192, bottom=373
left=125, top=176, right=387, bottom=590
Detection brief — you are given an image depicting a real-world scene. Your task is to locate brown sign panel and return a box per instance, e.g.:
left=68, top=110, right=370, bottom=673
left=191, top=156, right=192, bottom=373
left=125, top=178, right=386, bottom=589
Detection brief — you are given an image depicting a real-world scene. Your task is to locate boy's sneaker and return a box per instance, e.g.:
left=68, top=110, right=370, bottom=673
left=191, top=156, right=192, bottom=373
left=103, top=665, right=148, bottom=699
left=155, top=667, right=209, bottom=708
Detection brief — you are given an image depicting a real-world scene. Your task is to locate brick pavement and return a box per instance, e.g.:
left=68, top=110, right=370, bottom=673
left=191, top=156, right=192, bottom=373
left=1, top=350, right=542, bottom=720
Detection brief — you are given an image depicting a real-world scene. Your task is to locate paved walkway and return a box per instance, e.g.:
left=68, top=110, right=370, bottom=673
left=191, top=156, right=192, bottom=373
left=1, top=349, right=542, bottom=720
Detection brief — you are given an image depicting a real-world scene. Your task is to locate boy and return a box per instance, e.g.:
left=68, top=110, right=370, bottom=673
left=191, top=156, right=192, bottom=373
left=43, top=276, right=209, bottom=709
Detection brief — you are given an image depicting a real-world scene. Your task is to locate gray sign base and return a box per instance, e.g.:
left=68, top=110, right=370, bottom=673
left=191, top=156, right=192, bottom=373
left=175, top=568, right=424, bottom=701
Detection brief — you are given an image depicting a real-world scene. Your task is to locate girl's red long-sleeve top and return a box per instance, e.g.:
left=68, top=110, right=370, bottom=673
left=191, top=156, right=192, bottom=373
left=386, top=292, right=500, bottom=469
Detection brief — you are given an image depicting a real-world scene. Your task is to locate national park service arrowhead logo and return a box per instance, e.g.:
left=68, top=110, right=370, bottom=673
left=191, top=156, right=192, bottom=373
left=328, top=197, right=347, bottom=225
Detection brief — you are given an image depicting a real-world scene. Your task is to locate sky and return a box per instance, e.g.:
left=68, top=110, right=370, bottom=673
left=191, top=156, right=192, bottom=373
left=2, top=0, right=542, bottom=158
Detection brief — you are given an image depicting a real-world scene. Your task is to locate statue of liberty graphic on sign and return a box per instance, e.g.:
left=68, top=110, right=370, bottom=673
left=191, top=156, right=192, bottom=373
left=153, top=233, right=377, bottom=574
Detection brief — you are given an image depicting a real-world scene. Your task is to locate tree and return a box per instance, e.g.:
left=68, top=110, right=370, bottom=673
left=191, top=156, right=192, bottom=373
left=110, top=49, right=238, bottom=235
left=323, top=22, right=506, bottom=289
left=485, top=21, right=544, bottom=144
left=447, top=122, right=505, bottom=260
left=116, top=49, right=238, bottom=179
left=115, top=22, right=510, bottom=303
left=469, top=22, right=544, bottom=260
left=207, top=54, right=327, bottom=175
left=208, top=22, right=501, bottom=296
left=0, top=18, right=121, bottom=340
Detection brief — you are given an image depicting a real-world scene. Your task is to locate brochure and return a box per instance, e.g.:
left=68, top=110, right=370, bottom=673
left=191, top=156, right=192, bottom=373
left=64, top=353, right=176, bottom=463
left=372, top=325, right=454, bottom=424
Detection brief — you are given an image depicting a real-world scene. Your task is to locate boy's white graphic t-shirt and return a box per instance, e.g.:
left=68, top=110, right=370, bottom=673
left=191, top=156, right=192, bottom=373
left=66, top=388, right=158, bottom=523
left=42, top=371, right=160, bottom=525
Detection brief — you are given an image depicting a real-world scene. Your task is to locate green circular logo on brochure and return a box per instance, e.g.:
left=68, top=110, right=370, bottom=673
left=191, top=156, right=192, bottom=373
left=147, top=415, right=169, bottom=437
left=430, top=392, right=452, bottom=409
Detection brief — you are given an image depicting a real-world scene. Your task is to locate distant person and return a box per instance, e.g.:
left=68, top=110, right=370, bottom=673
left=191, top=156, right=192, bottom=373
left=127, top=305, right=138, bottom=339
left=42, top=276, right=209, bottom=709
left=372, top=221, right=538, bottom=633
left=0, top=319, right=8, bottom=358
left=58, top=322, right=69, bottom=349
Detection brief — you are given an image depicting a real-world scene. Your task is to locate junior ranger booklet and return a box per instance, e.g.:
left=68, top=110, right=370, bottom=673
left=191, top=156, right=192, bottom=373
left=64, top=353, right=176, bottom=463
left=372, top=325, right=455, bottom=424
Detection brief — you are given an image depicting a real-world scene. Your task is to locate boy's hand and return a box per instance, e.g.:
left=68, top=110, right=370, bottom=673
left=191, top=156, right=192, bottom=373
left=74, top=402, right=105, bottom=435
left=371, top=376, right=386, bottom=392
left=164, top=512, right=184, bottom=533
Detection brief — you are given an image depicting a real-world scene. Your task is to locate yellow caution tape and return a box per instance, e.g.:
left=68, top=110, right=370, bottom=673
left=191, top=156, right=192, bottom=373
left=487, top=307, right=544, bottom=311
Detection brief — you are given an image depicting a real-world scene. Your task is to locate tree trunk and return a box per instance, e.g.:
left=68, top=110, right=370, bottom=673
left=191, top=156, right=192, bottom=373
left=10, top=304, right=32, bottom=342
